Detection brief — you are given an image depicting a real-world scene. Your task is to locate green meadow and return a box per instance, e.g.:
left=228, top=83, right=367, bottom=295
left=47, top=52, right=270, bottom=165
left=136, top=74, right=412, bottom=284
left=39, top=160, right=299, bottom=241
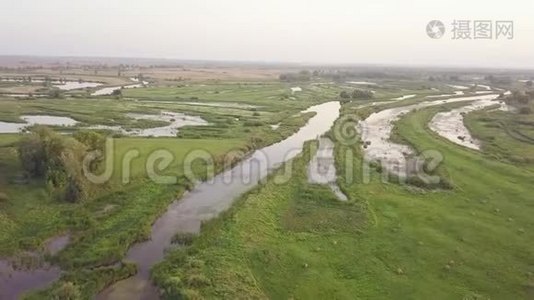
left=1, top=75, right=533, bottom=299
left=151, top=101, right=534, bottom=299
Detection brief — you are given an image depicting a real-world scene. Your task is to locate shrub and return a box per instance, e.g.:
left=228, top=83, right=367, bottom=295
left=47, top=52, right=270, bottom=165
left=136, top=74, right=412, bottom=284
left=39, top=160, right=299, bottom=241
left=73, top=130, right=105, bottom=151
left=18, top=134, right=47, bottom=177
left=50, top=282, right=82, bottom=300
left=0, top=192, right=9, bottom=202
left=18, top=126, right=91, bottom=203
left=351, top=89, right=374, bottom=99
left=519, top=107, right=532, bottom=114
left=111, top=89, right=122, bottom=97
left=184, top=258, right=205, bottom=269
left=181, top=289, right=203, bottom=300
left=243, top=120, right=264, bottom=127
left=172, top=232, right=196, bottom=246
left=186, top=274, right=210, bottom=288
left=48, top=89, right=64, bottom=99
left=161, top=276, right=184, bottom=296
left=339, top=91, right=350, bottom=99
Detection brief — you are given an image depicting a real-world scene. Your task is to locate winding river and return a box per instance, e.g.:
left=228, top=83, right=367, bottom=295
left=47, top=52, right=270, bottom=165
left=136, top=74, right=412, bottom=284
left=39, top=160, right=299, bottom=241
left=358, top=94, right=500, bottom=177
left=429, top=97, right=505, bottom=150
left=97, top=101, right=340, bottom=298
left=4, top=92, right=506, bottom=298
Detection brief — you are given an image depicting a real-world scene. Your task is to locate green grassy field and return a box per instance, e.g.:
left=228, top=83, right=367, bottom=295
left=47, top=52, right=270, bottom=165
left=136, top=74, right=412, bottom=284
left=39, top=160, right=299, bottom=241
left=0, top=136, right=247, bottom=257
left=151, top=102, right=534, bottom=299
left=466, top=107, right=534, bottom=164
left=0, top=80, right=335, bottom=298
left=2, top=74, right=533, bottom=299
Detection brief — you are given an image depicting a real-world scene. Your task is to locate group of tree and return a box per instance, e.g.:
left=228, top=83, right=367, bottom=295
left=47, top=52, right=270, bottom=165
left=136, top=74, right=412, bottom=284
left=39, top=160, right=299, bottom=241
left=18, top=127, right=105, bottom=203
left=504, top=90, right=534, bottom=114
left=111, top=88, right=122, bottom=97
left=279, top=70, right=314, bottom=82
left=48, top=89, right=64, bottom=99
left=485, top=75, right=512, bottom=85
left=339, top=89, right=374, bottom=100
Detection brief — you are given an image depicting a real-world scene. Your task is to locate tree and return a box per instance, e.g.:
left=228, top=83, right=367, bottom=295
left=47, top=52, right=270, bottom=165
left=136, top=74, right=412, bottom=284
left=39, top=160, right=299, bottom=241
left=43, top=76, right=52, bottom=87
left=48, top=89, right=64, bottom=99
left=18, top=126, right=91, bottom=203
left=50, top=281, right=82, bottom=299
left=351, top=89, right=374, bottom=100
left=519, top=107, right=532, bottom=114
left=73, top=130, right=105, bottom=152
left=18, top=134, right=47, bottom=177
left=340, top=91, right=350, bottom=99
left=111, top=89, right=122, bottom=97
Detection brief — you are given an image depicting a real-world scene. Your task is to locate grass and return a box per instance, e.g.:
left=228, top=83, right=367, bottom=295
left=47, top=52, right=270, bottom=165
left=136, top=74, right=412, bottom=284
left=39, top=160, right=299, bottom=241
left=109, top=138, right=245, bottom=183
left=0, top=80, right=329, bottom=298
left=466, top=107, right=534, bottom=164
left=3, top=76, right=531, bottom=298
left=26, top=262, right=138, bottom=299
left=152, top=142, right=367, bottom=299
left=0, top=82, right=324, bottom=144
left=0, top=135, right=249, bottom=255
left=151, top=102, right=534, bottom=299
left=0, top=133, right=247, bottom=298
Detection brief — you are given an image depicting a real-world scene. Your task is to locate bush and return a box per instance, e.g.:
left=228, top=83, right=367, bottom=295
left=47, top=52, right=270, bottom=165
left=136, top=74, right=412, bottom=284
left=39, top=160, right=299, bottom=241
left=50, top=282, right=82, bottom=300
left=161, top=276, right=184, bottom=296
left=249, top=135, right=264, bottom=146
left=351, top=89, right=374, bottom=99
left=18, top=134, right=47, bottom=177
left=405, top=175, right=453, bottom=190
left=519, top=107, right=532, bottom=114
left=111, top=89, right=122, bottom=97
left=64, top=176, right=89, bottom=203
left=18, top=126, right=92, bottom=203
left=172, top=232, right=196, bottom=246
left=181, top=289, right=203, bottom=300
left=0, top=192, right=9, bottom=202
left=48, top=89, right=64, bottom=99
left=243, top=120, right=264, bottom=127
left=186, top=274, right=210, bottom=288
left=73, top=130, right=105, bottom=151
left=339, top=91, right=350, bottom=99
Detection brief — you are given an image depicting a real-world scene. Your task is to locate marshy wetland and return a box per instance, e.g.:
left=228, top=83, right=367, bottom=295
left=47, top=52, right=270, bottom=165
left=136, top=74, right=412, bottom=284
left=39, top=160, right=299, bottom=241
left=1, top=62, right=533, bottom=300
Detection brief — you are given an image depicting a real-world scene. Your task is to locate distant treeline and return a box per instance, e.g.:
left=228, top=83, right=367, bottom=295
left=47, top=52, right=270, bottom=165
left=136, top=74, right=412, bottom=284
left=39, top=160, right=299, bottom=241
left=505, top=90, right=534, bottom=114
left=279, top=69, right=415, bottom=82
left=339, top=89, right=374, bottom=100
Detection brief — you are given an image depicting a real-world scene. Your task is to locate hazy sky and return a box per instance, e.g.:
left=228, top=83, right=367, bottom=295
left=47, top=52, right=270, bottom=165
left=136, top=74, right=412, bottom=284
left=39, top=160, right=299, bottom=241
left=2, top=0, right=534, bottom=68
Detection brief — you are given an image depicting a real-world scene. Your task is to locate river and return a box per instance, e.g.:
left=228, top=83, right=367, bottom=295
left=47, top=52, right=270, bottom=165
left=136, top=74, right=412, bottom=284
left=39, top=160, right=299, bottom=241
left=0, top=101, right=341, bottom=300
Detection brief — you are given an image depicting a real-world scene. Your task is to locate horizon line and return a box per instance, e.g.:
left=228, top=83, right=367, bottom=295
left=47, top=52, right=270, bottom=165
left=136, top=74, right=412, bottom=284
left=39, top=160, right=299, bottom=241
left=1, top=54, right=534, bottom=73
